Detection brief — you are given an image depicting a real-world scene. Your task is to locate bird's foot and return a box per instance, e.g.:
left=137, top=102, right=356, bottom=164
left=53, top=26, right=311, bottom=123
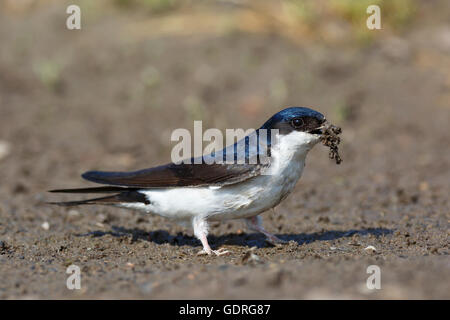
left=245, top=216, right=287, bottom=246
left=265, top=235, right=288, bottom=246
left=197, top=247, right=231, bottom=256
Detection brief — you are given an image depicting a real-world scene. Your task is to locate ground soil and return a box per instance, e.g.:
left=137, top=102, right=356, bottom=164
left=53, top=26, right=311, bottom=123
left=0, top=2, right=449, bottom=299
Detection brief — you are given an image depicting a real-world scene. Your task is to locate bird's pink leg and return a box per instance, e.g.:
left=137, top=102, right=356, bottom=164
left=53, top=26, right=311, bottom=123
left=245, top=215, right=287, bottom=245
left=192, top=217, right=230, bottom=256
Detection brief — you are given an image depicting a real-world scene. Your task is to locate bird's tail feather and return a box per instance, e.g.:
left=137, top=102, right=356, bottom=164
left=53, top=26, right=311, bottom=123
left=48, top=190, right=150, bottom=206
left=47, top=194, right=125, bottom=206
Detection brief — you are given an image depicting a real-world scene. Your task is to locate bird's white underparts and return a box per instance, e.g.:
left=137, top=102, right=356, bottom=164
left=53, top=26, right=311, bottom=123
left=50, top=107, right=328, bottom=256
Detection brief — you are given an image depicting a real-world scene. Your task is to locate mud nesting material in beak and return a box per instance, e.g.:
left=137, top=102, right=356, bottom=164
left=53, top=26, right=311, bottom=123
left=319, top=121, right=342, bottom=165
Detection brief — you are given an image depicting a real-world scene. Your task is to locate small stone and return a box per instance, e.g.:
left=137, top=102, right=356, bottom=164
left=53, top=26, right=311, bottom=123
left=240, top=247, right=262, bottom=265
left=187, top=273, right=195, bottom=280
left=139, top=281, right=159, bottom=295
left=0, top=240, right=8, bottom=252
left=97, top=213, right=110, bottom=223
left=41, top=222, right=50, bottom=230
left=317, top=216, right=330, bottom=223
left=68, top=209, right=80, bottom=217
left=0, top=141, right=11, bottom=160
left=430, top=247, right=439, bottom=254
left=364, top=245, right=377, bottom=254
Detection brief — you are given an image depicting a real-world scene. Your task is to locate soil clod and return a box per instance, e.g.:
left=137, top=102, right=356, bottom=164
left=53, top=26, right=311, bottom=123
left=320, top=122, right=342, bottom=164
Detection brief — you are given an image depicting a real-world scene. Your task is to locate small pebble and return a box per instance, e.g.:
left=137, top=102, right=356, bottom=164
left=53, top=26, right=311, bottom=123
left=240, top=247, right=262, bottom=264
left=364, top=245, right=377, bottom=254
left=68, top=209, right=80, bottom=217
left=0, top=141, right=11, bottom=160
left=187, top=273, right=195, bottom=280
left=41, top=222, right=50, bottom=230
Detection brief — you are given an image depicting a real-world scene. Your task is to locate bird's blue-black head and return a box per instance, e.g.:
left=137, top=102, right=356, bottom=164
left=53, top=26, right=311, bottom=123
left=260, top=107, right=325, bottom=135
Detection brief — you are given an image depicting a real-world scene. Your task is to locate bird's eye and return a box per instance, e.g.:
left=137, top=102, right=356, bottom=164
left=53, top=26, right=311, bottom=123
left=291, top=118, right=304, bottom=128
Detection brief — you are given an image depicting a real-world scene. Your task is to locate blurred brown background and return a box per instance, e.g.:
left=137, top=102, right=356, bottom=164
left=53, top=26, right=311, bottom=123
left=0, top=0, right=449, bottom=299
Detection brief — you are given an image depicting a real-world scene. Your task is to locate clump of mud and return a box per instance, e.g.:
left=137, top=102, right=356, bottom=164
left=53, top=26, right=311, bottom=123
left=320, top=122, right=342, bottom=164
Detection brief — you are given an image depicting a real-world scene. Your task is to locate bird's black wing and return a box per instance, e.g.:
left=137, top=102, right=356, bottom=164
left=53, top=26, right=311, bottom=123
left=79, top=161, right=266, bottom=188
left=48, top=162, right=267, bottom=205
left=50, top=131, right=273, bottom=193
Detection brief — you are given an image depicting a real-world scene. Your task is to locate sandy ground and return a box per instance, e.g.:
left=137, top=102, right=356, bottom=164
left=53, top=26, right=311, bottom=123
left=0, top=2, right=449, bottom=299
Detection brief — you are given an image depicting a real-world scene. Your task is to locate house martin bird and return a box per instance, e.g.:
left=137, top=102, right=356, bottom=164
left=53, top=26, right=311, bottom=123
left=50, top=107, right=330, bottom=256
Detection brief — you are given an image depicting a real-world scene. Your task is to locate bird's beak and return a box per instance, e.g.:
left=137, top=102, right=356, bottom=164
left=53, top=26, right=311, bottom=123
left=308, top=118, right=327, bottom=135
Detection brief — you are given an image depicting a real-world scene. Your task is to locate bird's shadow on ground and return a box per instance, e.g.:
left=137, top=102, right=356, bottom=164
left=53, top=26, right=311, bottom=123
left=77, top=226, right=394, bottom=249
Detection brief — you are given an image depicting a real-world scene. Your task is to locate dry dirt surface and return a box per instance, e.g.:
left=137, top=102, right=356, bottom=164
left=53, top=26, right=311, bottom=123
left=0, top=2, right=449, bottom=299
